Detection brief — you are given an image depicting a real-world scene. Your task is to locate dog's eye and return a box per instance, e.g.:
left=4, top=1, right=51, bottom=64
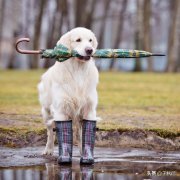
left=89, top=39, right=92, bottom=42
left=76, top=38, right=81, bottom=42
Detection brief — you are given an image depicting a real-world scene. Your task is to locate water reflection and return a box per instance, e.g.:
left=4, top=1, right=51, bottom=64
left=56, top=166, right=72, bottom=180
left=0, top=162, right=179, bottom=180
left=45, top=163, right=95, bottom=180
left=81, top=166, right=94, bottom=180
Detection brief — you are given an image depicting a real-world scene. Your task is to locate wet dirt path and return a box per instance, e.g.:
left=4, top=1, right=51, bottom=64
left=0, top=146, right=179, bottom=179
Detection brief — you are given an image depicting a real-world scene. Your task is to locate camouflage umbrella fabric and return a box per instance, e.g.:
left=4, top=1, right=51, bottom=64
left=41, top=44, right=164, bottom=62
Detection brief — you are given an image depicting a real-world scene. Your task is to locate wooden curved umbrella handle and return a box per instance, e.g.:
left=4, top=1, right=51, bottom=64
left=15, top=38, right=42, bottom=54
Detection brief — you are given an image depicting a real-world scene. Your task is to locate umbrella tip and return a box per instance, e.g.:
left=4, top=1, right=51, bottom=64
left=151, top=53, right=166, bottom=56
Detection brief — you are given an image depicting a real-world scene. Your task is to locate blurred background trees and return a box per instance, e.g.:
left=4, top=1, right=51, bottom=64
left=0, top=0, right=179, bottom=72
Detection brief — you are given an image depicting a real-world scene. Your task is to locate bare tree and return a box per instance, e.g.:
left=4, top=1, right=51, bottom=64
left=143, top=0, right=153, bottom=71
left=6, top=0, right=22, bottom=69
left=98, top=0, right=111, bottom=48
left=0, top=0, right=5, bottom=59
left=43, top=0, right=56, bottom=68
left=133, top=0, right=143, bottom=72
left=96, top=0, right=111, bottom=70
left=44, top=0, right=62, bottom=68
left=7, top=31, right=17, bottom=69
left=30, top=0, right=47, bottom=69
left=83, top=0, right=97, bottom=29
left=165, top=0, right=180, bottom=72
left=56, top=0, right=70, bottom=35
left=60, top=0, right=70, bottom=30
left=74, top=0, right=97, bottom=28
left=75, top=0, right=87, bottom=27
left=176, top=31, right=180, bottom=72
left=44, top=0, right=70, bottom=68
left=109, top=0, right=128, bottom=70
left=22, top=0, right=31, bottom=36
left=174, top=0, right=180, bottom=72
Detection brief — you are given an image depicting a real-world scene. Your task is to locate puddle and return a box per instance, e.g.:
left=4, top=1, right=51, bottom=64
left=0, top=162, right=179, bottom=180
left=0, top=146, right=179, bottom=179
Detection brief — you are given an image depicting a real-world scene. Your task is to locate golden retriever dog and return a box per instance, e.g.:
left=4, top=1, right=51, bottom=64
left=38, top=27, right=99, bottom=164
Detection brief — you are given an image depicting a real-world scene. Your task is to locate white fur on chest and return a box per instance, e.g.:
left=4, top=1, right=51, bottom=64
left=48, top=59, right=98, bottom=118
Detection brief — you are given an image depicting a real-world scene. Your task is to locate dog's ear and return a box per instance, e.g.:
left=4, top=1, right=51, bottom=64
left=92, top=34, right=98, bottom=49
left=57, top=31, right=71, bottom=49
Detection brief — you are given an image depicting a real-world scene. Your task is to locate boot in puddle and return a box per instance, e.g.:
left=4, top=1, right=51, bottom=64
left=55, top=120, right=73, bottom=165
left=80, top=120, right=96, bottom=165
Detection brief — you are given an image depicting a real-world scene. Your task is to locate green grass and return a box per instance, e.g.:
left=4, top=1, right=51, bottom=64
left=0, top=70, right=180, bottom=137
left=0, top=70, right=42, bottom=114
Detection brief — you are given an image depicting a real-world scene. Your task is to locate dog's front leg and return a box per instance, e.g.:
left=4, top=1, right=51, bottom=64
left=83, top=88, right=98, bottom=120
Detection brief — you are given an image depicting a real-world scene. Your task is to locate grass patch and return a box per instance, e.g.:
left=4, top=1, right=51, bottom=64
left=0, top=126, right=46, bottom=147
left=0, top=70, right=180, bottom=140
left=147, top=128, right=180, bottom=138
left=97, top=72, right=180, bottom=135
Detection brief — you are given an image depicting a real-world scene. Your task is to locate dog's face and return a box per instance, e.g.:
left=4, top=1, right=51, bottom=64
left=57, top=27, right=98, bottom=62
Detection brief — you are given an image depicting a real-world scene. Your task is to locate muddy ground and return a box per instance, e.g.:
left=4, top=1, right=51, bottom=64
left=0, top=114, right=180, bottom=179
left=0, top=113, right=180, bottom=150
left=0, top=127, right=179, bottom=151
left=0, top=146, right=179, bottom=179
left=1, top=146, right=180, bottom=167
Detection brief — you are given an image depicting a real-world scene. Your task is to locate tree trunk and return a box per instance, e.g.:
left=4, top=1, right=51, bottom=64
left=44, top=0, right=60, bottom=68
left=165, top=0, right=179, bottom=72
left=174, top=0, right=180, bottom=72
left=44, top=0, right=56, bottom=69
left=0, top=0, right=5, bottom=58
left=63, top=0, right=70, bottom=30
left=133, top=0, right=143, bottom=72
left=44, top=0, right=71, bottom=68
left=109, top=0, right=128, bottom=70
left=30, top=0, right=47, bottom=69
left=22, top=0, right=31, bottom=36
left=75, top=0, right=87, bottom=27
left=75, top=0, right=97, bottom=29
left=143, top=0, right=153, bottom=71
left=84, top=0, right=97, bottom=29
left=7, top=31, right=17, bottom=69
left=98, top=0, right=111, bottom=48
left=134, top=32, right=142, bottom=72
left=176, top=32, right=180, bottom=72
left=96, top=0, right=111, bottom=71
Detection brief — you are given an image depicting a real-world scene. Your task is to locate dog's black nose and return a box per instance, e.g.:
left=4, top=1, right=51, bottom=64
left=85, top=47, right=93, bottom=55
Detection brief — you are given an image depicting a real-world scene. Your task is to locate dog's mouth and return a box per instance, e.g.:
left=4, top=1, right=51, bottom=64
left=76, top=55, right=91, bottom=61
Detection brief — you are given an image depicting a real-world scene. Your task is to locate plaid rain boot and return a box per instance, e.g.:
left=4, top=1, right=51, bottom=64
left=80, top=120, right=96, bottom=165
left=55, top=120, right=73, bottom=165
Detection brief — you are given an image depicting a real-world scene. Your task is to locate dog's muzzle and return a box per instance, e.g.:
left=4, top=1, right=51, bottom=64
left=85, top=47, right=93, bottom=55
left=77, top=47, right=93, bottom=61
left=78, top=55, right=91, bottom=61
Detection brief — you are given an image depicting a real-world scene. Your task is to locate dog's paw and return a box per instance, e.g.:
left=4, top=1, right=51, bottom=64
left=42, top=148, right=54, bottom=155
